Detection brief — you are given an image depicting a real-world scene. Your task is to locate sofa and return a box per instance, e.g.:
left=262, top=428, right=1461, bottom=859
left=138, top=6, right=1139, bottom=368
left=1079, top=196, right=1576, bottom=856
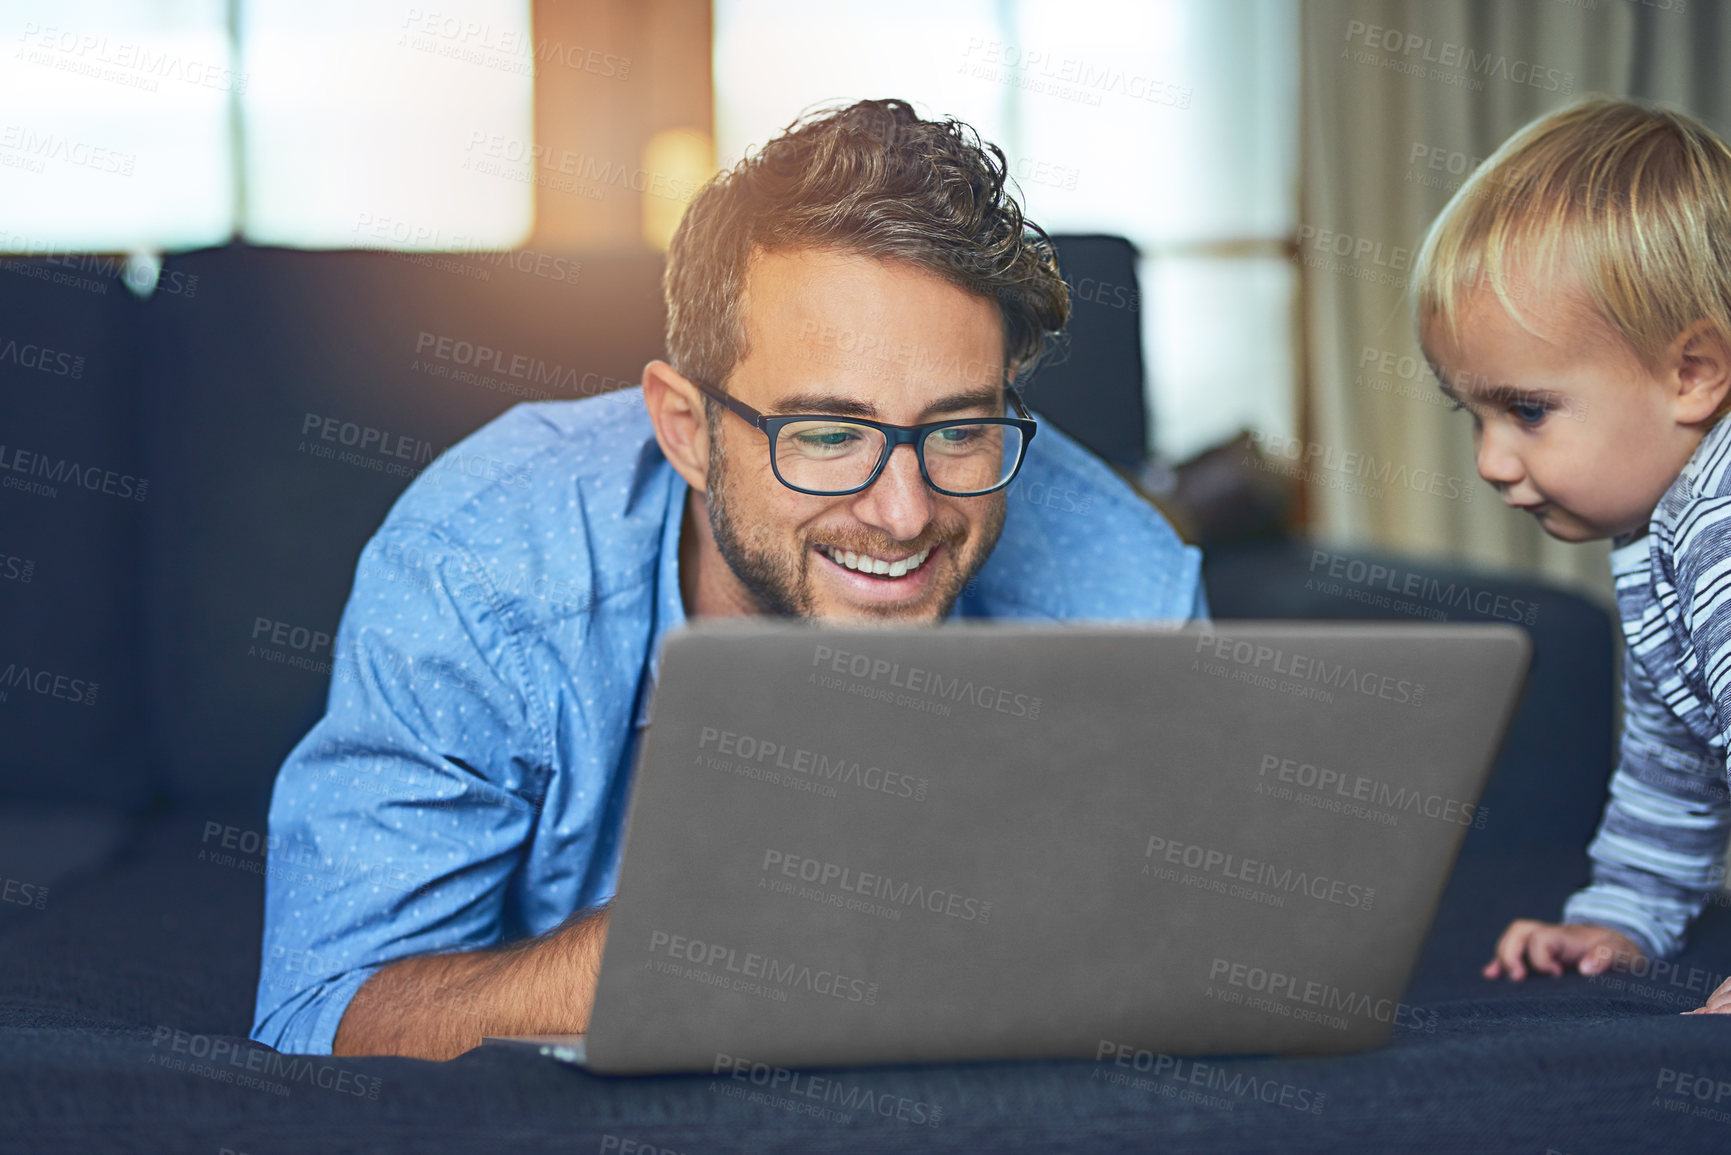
left=3, top=242, right=1727, bottom=1154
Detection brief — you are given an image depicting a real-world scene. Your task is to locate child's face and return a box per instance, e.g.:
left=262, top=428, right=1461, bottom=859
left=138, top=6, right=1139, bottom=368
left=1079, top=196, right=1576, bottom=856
left=1423, top=287, right=1704, bottom=542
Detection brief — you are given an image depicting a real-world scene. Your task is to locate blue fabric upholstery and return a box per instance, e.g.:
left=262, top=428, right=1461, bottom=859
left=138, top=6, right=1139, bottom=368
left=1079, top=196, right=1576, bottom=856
left=1018, top=234, right=1150, bottom=473
left=0, top=265, right=153, bottom=810
left=133, top=248, right=669, bottom=804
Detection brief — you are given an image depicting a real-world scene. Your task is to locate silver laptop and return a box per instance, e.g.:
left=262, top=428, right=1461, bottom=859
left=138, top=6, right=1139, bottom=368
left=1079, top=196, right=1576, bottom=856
left=487, top=619, right=1528, bottom=1074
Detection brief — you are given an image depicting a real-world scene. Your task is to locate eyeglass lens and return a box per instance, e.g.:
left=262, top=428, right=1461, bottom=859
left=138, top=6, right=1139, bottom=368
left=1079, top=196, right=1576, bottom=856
left=773, top=420, right=1023, bottom=494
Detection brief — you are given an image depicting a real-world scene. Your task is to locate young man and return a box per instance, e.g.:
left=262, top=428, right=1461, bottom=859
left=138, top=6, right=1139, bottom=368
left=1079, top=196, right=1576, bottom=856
left=251, top=98, right=1207, bottom=1060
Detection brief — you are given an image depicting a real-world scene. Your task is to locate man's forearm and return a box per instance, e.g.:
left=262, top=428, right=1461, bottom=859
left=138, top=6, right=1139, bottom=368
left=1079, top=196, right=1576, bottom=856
left=332, top=906, right=610, bottom=1060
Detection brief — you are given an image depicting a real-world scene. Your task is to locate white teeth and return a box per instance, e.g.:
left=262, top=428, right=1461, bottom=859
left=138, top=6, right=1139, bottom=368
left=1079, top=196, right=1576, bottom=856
left=822, top=545, right=931, bottom=577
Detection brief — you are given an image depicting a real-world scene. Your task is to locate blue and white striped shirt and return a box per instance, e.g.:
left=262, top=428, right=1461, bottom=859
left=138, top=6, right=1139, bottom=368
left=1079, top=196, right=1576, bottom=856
left=1563, top=416, right=1731, bottom=958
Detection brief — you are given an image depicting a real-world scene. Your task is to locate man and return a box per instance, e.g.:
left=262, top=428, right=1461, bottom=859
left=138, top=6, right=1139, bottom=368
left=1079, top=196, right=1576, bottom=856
left=251, top=98, right=1206, bottom=1061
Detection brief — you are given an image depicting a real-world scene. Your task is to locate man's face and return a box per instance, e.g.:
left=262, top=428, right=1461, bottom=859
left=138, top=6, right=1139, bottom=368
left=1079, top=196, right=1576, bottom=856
left=1423, top=283, right=1697, bottom=542
left=701, top=248, right=1010, bottom=621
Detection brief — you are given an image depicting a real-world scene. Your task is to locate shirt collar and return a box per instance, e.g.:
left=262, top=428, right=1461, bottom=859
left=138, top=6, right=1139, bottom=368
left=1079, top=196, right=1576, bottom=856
left=1678, top=414, right=1731, bottom=497
left=1613, top=415, right=1731, bottom=558
left=634, top=467, right=690, bottom=729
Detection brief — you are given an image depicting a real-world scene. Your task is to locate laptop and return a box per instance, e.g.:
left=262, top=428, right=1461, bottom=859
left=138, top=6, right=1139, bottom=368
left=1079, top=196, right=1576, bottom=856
left=486, top=619, right=1529, bottom=1074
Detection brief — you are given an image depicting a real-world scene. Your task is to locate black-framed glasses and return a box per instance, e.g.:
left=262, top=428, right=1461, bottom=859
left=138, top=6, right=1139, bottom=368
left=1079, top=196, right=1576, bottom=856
left=691, top=378, right=1038, bottom=497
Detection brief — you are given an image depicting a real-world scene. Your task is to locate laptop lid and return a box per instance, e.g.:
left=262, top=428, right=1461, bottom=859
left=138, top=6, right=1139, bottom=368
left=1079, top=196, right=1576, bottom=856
left=581, top=620, right=1529, bottom=1074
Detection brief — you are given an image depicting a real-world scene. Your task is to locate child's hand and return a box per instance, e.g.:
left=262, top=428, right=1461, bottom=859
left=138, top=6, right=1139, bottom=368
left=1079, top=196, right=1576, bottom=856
left=1684, top=975, right=1731, bottom=1014
left=1483, top=919, right=1644, bottom=980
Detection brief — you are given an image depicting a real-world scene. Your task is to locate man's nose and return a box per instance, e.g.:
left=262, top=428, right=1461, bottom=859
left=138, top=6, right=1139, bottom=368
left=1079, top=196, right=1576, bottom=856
left=850, top=443, right=936, bottom=542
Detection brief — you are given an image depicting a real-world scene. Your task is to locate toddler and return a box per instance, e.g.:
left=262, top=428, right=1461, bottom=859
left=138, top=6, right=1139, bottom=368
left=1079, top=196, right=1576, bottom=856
left=1414, top=97, right=1731, bottom=1013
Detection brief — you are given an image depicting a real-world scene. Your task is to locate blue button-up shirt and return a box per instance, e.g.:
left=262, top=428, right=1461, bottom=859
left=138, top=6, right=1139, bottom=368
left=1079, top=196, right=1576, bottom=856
left=251, top=389, right=1207, bottom=1054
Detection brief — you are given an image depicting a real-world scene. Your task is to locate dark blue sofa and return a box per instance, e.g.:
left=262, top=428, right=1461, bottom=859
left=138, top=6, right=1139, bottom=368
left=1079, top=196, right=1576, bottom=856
left=3, top=244, right=1728, bottom=1154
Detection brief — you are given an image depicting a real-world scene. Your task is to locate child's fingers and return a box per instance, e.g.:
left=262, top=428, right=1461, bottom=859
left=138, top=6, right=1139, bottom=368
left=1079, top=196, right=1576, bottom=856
left=1691, top=977, right=1731, bottom=1014
left=1578, top=928, right=1641, bottom=975
left=1578, top=939, right=1615, bottom=975
left=1483, top=930, right=1517, bottom=978
left=1530, top=932, right=1565, bottom=976
left=1494, top=922, right=1536, bottom=980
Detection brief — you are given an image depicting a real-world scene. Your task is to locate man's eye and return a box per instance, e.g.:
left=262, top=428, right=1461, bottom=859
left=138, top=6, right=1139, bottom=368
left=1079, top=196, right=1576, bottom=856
left=797, top=428, right=860, bottom=446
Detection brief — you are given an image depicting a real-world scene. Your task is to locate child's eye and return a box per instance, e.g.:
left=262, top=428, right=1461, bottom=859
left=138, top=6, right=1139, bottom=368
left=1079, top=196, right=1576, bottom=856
left=1447, top=399, right=1466, bottom=413
left=1511, top=401, right=1549, bottom=426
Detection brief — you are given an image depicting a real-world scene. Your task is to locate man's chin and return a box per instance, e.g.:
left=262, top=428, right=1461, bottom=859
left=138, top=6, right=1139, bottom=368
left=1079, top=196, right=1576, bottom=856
left=812, top=594, right=953, bottom=624
left=811, top=598, right=953, bottom=625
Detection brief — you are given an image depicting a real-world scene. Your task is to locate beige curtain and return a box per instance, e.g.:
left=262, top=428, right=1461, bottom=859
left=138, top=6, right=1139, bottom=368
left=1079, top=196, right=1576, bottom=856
left=1298, top=0, right=1727, bottom=609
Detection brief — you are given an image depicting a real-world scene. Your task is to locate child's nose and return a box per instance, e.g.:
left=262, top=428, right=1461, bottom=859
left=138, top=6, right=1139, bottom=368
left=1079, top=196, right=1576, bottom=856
left=1475, top=425, right=1525, bottom=487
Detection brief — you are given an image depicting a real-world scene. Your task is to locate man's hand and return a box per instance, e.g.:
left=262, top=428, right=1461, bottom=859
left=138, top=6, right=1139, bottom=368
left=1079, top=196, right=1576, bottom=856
left=1684, top=974, right=1731, bottom=1014
left=1482, top=919, right=1644, bottom=980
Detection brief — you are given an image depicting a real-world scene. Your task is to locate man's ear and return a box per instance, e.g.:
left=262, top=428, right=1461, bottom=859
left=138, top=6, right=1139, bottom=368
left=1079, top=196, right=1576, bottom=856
left=642, top=360, right=711, bottom=493
left=1670, top=322, right=1731, bottom=426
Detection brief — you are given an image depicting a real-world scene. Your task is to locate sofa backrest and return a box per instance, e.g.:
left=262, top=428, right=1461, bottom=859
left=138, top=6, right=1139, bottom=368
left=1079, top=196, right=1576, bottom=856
left=1, top=245, right=667, bottom=809
left=1019, top=233, right=1149, bottom=473
left=4, top=239, right=1617, bottom=843
left=0, top=255, right=152, bottom=809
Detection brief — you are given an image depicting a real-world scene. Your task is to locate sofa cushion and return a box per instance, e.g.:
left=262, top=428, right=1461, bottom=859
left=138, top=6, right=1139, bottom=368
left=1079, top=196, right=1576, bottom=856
left=4, top=806, right=1730, bottom=1152
left=0, top=258, right=155, bottom=809
left=132, top=247, right=667, bottom=805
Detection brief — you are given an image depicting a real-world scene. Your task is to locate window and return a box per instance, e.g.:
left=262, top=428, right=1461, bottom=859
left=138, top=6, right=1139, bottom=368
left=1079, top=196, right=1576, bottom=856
left=1, top=0, right=238, bottom=252
left=714, top=0, right=1299, bottom=464
left=239, top=0, right=533, bottom=249
left=0, top=0, right=533, bottom=254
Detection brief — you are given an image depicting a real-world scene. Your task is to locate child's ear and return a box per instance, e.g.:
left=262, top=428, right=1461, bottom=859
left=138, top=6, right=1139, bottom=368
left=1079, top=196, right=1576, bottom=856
left=1671, top=322, right=1731, bottom=426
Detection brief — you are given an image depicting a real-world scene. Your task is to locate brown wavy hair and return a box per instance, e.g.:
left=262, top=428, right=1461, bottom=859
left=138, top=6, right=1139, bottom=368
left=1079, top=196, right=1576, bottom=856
left=663, top=98, right=1069, bottom=396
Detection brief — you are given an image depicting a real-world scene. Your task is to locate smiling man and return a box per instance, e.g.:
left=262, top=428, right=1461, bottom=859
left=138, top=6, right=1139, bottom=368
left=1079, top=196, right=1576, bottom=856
left=667, top=247, right=1020, bottom=621
left=251, top=98, right=1206, bottom=1061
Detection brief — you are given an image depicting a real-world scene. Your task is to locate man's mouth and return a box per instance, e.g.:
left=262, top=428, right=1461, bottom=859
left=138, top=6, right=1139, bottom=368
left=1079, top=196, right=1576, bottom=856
left=816, top=543, right=933, bottom=580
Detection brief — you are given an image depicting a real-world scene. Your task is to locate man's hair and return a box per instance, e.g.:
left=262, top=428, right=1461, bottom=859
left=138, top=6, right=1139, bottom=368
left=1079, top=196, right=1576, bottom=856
left=663, top=98, right=1069, bottom=395
left=1414, top=97, right=1731, bottom=413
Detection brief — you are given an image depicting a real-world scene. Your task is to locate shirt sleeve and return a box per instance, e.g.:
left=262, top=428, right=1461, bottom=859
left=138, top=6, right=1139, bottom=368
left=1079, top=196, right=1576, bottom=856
left=1562, top=522, right=1731, bottom=959
left=250, top=522, right=553, bottom=1054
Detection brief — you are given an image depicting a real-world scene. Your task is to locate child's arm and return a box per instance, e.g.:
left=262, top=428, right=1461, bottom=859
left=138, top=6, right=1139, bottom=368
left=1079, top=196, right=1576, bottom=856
left=1489, top=645, right=1729, bottom=978
left=1560, top=754, right=1727, bottom=960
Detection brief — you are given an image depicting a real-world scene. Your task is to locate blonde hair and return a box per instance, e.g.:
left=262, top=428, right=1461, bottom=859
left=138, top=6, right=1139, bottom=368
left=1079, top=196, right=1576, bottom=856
left=1413, top=97, right=1731, bottom=416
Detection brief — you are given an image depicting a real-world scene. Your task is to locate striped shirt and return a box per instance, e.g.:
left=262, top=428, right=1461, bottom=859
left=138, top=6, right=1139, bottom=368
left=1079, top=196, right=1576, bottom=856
left=1562, top=416, right=1731, bottom=958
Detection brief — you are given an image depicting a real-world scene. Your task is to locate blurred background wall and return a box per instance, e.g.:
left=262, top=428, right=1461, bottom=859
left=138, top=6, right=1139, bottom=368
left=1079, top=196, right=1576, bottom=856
left=1300, top=0, right=1717, bottom=604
